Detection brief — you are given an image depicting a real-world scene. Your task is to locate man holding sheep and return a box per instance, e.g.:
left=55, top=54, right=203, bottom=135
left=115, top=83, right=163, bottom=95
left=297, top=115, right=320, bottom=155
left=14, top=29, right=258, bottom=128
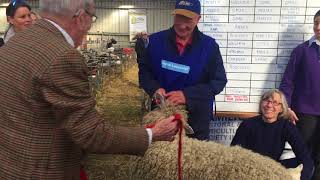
left=138, top=0, right=227, bottom=140
left=0, top=0, right=179, bottom=179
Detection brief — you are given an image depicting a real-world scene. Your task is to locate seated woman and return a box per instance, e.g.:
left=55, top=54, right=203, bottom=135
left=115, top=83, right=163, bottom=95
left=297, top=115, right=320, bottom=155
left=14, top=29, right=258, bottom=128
left=4, top=0, right=32, bottom=43
left=231, top=89, right=314, bottom=180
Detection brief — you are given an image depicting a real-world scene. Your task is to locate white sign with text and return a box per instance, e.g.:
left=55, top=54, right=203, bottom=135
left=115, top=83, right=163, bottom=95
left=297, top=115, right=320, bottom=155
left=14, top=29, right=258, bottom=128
left=199, top=0, right=320, bottom=112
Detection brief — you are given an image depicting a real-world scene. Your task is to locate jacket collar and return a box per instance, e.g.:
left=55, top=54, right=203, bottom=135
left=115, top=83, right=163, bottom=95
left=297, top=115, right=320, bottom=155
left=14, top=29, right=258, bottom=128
left=3, top=26, right=15, bottom=43
left=35, top=19, right=71, bottom=46
left=45, top=19, right=75, bottom=47
left=309, top=35, right=320, bottom=47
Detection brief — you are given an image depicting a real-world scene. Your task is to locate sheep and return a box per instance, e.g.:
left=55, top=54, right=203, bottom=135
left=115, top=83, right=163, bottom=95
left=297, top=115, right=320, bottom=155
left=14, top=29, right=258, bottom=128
left=288, top=165, right=302, bottom=180
left=87, top=102, right=293, bottom=180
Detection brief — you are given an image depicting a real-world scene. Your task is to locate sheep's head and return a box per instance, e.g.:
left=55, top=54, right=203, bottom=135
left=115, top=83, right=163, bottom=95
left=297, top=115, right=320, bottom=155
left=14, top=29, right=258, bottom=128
left=142, top=100, right=194, bottom=135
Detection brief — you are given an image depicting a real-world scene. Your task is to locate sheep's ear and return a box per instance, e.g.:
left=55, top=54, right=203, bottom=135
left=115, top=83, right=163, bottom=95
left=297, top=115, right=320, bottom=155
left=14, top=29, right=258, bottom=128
left=185, top=123, right=194, bottom=134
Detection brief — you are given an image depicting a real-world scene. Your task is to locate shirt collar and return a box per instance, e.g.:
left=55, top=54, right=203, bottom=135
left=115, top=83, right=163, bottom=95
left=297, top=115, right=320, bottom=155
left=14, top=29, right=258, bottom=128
left=45, top=19, right=75, bottom=47
left=175, top=35, right=193, bottom=55
left=308, top=35, right=320, bottom=47
left=176, top=35, right=193, bottom=47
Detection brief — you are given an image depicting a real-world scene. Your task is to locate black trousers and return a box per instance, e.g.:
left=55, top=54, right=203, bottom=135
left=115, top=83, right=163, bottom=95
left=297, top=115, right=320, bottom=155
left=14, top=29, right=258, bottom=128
left=297, top=113, right=320, bottom=180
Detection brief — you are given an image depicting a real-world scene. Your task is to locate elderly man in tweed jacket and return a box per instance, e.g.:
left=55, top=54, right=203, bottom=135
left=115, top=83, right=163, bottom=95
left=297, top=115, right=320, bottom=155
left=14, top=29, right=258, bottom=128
left=0, top=0, right=178, bottom=179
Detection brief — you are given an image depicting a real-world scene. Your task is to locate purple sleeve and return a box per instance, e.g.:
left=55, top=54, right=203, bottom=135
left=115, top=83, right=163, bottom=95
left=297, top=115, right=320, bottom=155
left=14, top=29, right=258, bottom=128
left=279, top=46, right=303, bottom=106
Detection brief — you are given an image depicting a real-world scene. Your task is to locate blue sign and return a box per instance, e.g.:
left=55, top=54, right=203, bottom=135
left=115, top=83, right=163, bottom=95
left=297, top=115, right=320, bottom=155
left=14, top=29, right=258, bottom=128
left=161, top=60, right=190, bottom=74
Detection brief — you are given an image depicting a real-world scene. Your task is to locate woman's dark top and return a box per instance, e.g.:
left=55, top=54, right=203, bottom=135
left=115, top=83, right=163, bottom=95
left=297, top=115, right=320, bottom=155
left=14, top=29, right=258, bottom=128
left=231, top=115, right=314, bottom=180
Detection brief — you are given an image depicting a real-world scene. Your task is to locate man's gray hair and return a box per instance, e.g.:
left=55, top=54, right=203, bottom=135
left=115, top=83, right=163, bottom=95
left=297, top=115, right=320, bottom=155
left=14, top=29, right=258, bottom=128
left=39, top=0, right=94, bottom=16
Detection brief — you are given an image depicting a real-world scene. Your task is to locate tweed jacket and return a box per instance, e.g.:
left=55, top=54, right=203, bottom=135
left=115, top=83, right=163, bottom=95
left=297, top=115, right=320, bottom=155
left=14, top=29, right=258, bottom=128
left=0, top=19, right=148, bottom=179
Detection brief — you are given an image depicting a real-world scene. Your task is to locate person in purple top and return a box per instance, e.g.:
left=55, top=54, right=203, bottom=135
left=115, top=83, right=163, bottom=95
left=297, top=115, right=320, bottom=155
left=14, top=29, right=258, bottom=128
left=279, top=10, right=320, bottom=180
left=231, top=89, right=314, bottom=180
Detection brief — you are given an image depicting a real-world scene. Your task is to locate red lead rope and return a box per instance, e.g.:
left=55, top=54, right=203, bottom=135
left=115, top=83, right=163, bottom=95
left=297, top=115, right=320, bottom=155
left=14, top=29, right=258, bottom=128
left=144, top=114, right=183, bottom=180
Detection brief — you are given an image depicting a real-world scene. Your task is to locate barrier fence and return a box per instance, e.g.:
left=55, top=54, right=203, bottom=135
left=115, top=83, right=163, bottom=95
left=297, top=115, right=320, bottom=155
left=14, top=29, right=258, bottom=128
left=81, top=47, right=136, bottom=96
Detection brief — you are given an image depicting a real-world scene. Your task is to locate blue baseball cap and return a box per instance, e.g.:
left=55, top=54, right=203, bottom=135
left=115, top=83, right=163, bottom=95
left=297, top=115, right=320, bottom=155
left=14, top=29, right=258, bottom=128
left=6, top=0, right=31, bottom=17
left=172, top=0, right=201, bottom=18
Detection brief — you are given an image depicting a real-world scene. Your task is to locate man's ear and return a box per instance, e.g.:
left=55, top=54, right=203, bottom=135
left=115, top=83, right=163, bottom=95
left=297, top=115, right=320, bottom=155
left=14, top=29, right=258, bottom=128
left=194, top=15, right=201, bottom=24
left=73, top=9, right=86, bottom=25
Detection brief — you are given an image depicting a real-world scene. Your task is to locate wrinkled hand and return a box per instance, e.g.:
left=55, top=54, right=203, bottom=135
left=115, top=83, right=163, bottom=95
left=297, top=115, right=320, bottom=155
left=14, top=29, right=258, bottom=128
left=166, top=90, right=186, bottom=105
left=288, top=108, right=299, bottom=125
left=155, top=88, right=166, bottom=97
left=151, top=116, right=179, bottom=142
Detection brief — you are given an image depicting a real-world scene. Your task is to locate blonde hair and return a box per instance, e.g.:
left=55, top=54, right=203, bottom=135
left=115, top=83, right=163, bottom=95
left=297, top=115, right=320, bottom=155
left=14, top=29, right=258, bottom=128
left=259, top=89, right=290, bottom=119
left=30, top=11, right=41, bottom=21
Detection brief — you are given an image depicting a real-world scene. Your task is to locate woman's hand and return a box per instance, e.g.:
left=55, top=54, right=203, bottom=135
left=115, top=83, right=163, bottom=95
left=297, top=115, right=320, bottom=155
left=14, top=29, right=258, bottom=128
left=288, top=108, right=299, bottom=125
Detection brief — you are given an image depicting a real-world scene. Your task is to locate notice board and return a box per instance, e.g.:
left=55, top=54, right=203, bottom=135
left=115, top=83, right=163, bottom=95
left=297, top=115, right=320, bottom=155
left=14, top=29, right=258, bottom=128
left=198, top=0, right=320, bottom=115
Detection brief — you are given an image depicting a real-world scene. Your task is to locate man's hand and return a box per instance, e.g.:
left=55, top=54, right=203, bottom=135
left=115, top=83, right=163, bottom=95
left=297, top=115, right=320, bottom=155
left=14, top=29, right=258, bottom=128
left=288, top=108, right=299, bottom=125
left=151, top=116, right=179, bottom=142
left=155, top=88, right=166, bottom=97
left=166, top=90, right=186, bottom=105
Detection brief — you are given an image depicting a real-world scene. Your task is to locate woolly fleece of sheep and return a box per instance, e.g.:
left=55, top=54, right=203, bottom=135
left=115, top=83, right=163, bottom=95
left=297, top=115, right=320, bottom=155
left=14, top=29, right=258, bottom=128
left=95, top=103, right=292, bottom=180
left=123, top=138, right=292, bottom=180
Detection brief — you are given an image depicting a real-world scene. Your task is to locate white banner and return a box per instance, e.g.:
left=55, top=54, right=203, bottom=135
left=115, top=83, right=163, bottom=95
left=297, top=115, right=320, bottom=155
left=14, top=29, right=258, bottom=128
left=129, top=10, right=147, bottom=41
left=0, top=8, right=8, bottom=34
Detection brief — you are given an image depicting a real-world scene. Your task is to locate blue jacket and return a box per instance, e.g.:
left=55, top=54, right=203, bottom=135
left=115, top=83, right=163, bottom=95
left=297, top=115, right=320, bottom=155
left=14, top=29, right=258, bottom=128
left=138, top=27, right=227, bottom=140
